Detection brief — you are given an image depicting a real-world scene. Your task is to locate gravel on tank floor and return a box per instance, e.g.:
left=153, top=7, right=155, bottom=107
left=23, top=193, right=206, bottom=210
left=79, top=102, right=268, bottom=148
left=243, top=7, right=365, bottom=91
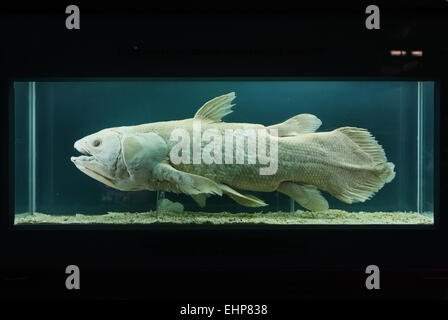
left=15, top=209, right=433, bottom=225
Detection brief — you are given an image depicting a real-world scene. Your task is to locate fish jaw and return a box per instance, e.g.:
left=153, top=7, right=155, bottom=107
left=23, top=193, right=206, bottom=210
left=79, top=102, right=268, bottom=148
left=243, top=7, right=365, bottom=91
left=71, top=155, right=119, bottom=189
left=71, top=136, right=119, bottom=189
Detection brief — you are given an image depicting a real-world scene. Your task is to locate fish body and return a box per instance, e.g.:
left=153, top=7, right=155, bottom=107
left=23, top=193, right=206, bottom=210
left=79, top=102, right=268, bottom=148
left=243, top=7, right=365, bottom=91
left=71, top=92, right=395, bottom=211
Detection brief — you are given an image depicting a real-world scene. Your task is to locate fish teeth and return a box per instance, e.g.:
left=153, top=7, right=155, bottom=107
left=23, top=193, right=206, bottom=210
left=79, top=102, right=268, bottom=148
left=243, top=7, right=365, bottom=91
left=74, top=141, right=91, bottom=155
left=71, top=155, right=93, bottom=162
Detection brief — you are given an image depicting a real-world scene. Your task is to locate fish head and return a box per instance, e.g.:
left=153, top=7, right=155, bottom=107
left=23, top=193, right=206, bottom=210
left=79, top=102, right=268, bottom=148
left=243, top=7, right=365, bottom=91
left=72, top=128, right=168, bottom=191
left=71, top=128, right=124, bottom=190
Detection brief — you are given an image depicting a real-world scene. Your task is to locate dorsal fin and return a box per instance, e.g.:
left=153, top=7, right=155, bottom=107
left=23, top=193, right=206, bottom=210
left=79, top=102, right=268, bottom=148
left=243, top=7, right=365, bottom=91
left=194, top=92, right=236, bottom=122
left=268, top=114, right=322, bottom=137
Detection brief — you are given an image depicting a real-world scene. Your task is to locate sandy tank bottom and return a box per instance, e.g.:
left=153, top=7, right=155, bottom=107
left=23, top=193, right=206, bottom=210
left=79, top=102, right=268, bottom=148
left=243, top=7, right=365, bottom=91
left=15, top=209, right=434, bottom=225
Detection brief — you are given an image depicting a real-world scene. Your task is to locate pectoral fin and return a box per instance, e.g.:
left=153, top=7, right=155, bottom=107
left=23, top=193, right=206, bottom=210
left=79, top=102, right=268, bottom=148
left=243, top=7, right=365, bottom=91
left=121, top=132, right=167, bottom=171
left=218, top=183, right=267, bottom=207
left=277, top=181, right=329, bottom=211
left=191, top=194, right=209, bottom=208
left=122, top=133, right=167, bottom=185
left=153, top=163, right=223, bottom=196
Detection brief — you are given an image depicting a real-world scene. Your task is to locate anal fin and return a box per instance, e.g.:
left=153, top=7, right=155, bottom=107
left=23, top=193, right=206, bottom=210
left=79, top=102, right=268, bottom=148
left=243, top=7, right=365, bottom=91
left=278, top=181, right=329, bottom=211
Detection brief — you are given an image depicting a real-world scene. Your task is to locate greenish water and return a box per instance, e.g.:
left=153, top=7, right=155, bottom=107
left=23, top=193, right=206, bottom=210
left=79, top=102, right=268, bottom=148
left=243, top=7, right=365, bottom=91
left=14, top=80, right=435, bottom=224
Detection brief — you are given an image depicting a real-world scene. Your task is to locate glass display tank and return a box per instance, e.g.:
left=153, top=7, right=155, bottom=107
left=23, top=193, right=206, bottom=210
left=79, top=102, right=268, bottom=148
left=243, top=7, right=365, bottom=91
left=12, top=80, right=435, bottom=226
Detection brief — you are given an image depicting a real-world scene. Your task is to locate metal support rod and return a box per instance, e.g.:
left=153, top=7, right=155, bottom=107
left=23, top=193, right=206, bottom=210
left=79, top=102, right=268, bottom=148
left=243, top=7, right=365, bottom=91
left=156, top=190, right=165, bottom=219
left=417, top=82, right=424, bottom=214
left=290, top=197, right=295, bottom=214
left=275, top=191, right=279, bottom=211
left=28, top=82, right=36, bottom=215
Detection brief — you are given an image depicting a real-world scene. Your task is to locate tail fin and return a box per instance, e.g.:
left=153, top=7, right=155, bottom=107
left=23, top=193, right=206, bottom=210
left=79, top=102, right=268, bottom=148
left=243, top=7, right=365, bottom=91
left=331, top=127, right=396, bottom=204
left=381, top=162, right=396, bottom=183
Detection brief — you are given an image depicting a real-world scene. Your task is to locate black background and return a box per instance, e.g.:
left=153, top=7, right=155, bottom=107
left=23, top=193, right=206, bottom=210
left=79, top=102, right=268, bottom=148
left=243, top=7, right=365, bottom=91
left=1, top=0, right=448, bottom=304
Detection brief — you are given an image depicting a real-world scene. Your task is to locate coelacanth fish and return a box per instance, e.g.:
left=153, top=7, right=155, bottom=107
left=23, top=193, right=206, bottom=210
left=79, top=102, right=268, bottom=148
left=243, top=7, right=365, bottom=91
left=71, top=92, right=395, bottom=211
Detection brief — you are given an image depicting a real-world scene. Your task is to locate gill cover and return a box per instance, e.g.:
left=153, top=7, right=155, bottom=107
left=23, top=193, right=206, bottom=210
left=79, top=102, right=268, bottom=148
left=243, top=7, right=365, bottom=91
left=121, top=132, right=168, bottom=184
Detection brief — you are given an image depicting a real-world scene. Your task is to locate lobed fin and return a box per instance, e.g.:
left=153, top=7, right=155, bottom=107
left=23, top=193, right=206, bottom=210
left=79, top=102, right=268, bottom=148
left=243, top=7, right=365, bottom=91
left=153, top=163, right=223, bottom=196
left=218, top=183, right=267, bottom=207
left=191, top=194, right=208, bottom=208
left=277, top=181, right=329, bottom=211
left=268, top=114, right=322, bottom=137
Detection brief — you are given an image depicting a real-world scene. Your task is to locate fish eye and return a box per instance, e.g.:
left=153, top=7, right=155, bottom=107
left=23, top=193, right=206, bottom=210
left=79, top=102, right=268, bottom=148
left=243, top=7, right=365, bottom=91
left=93, top=139, right=102, bottom=147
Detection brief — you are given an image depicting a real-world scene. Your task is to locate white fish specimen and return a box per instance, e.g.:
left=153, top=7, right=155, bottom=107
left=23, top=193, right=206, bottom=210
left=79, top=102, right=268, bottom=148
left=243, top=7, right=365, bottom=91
left=71, top=92, right=395, bottom=211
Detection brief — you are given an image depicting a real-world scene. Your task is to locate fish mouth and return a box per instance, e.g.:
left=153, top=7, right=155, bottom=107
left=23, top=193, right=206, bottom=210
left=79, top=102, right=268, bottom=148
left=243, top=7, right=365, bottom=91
left=71, top=144, right=115, bottom=185
left=71, top=157, right=113, bottom=183
left=71, top=156, right=117, bottom=190
left=73, top=141, right=92, bottom=156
